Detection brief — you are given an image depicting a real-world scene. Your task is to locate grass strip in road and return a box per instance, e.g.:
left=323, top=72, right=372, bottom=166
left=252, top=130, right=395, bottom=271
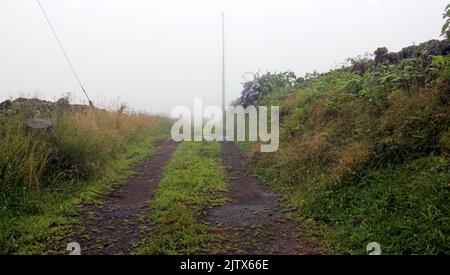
left=135, top=141, right=227, bottom=255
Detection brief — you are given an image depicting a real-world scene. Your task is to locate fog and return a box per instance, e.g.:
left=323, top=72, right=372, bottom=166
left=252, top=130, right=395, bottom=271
left=0, top=0, right=446, bottom=114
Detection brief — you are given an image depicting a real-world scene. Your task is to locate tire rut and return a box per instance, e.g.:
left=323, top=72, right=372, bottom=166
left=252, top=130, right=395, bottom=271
left=67, top=139, right=177, bottom=255
left=206, top=142, right=319, bottom=255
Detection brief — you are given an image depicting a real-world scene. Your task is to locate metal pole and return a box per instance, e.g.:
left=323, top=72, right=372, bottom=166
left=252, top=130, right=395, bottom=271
left=222, top=12, right=225, bottom=118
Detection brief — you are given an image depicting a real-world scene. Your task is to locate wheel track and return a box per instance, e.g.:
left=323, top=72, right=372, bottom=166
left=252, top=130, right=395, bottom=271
left=52, top=139, right=178, bottom=255
left=206, top=142, right=319, bottom=254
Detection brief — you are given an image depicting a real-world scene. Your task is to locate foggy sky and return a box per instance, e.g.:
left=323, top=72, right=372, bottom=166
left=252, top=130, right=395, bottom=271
left=0, top=0, right=447, bottom=114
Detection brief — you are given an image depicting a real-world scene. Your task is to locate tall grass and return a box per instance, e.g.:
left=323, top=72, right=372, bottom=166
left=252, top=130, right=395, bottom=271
left=0, top=123, right=52, bottom=193
left=0, top=107, right=169, bottom=191
left=0, top=104, right=171, bottom=254
left=52, top=109, right=166, bottom=178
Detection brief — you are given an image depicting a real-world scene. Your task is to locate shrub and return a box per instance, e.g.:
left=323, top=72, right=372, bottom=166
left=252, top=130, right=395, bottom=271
left=241, top=51, right=450, bottom=254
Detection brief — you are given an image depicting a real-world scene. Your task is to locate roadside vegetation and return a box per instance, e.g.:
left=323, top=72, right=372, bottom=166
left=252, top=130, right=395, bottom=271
left=237, top=39, right=450, bottom=254
left=0, top=98, right=171, bottom=254
left=135, top=141, right=227, bottom=255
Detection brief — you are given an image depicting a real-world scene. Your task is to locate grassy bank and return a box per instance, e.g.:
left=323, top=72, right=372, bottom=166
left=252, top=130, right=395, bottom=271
left=0, top=103, right=171, bottom=254
left=135, top=141, right=227, bottom=255
left=237, top=49, right=450, bottom=254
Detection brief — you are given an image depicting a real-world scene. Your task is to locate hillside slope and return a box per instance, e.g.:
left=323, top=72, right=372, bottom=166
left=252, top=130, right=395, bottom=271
left=237, top=39, right=450, bottom=254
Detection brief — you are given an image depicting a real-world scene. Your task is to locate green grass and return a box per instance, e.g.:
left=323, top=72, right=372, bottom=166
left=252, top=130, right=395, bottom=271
left=134, top=141, right=227, bottom=255
left=263, top=156, right=449, bottom=255
left=239, top=138, right=449, bottom=255
left=0, top=131, right=168, bottom=255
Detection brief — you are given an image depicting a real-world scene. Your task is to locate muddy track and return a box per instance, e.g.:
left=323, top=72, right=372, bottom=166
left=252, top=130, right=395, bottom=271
left=206, top=142, right=319, bottom=255
left=69, top=139, right=177, bottom=255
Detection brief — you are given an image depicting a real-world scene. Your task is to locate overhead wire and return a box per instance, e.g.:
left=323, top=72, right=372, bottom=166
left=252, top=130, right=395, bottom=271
left=36, top=0, right=93, bottom=106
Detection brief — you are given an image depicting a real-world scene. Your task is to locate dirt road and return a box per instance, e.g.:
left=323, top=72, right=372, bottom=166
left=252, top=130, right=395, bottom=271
left=48, top=140, right=319, bottom=255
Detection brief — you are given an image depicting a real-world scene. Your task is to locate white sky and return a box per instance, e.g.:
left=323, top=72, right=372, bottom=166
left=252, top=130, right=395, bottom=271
left=0, top=0, right=447, bottom=114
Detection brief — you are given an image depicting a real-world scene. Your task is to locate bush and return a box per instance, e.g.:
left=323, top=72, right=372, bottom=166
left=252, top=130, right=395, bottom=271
left=242, top=52, right=450, bottom=254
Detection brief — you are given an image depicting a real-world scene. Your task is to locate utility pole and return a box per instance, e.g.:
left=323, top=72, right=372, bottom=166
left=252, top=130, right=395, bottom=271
left=222, top=11, right=226, bottom=119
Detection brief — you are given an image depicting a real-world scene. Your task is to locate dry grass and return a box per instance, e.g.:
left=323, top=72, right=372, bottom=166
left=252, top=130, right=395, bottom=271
left=0, top=105, right=170, bottom=192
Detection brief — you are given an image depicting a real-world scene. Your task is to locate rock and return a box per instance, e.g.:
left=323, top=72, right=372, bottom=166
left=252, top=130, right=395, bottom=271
left=3, top=97, right=91, bottom=116
left=399, top=45, right=416, bottom=59
left=24, top=117, right=53, bottom=129
left=373, top=39, right=450, bottom=67
left=374, top=47, right=398, bottom=65
left=0, top=99, right=12, bottom=111
left=12, top=98, right=54, bottom=114
left=55, top=97, right=70, bottom=107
